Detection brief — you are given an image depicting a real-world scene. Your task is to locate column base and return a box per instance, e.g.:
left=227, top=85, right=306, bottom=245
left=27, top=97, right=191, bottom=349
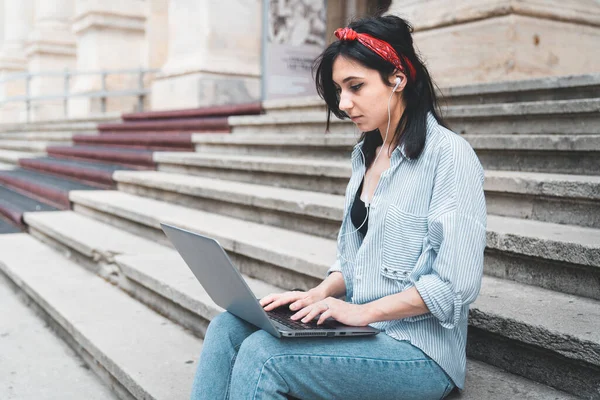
left=414, top=14, right=600, bottom=86
left=150, top=71, right=261, bottom=111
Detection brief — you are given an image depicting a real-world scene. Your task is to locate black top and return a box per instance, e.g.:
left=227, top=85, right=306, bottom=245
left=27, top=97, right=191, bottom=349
left=350, top=178, right=369, bottom=236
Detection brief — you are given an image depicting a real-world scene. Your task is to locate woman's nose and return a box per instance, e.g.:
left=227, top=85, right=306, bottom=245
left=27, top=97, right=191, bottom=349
left=338, top=92, right=353, bottom=112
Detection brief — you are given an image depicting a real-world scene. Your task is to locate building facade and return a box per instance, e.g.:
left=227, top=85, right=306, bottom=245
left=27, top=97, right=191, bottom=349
left=0, top=0, right=597, bottom=122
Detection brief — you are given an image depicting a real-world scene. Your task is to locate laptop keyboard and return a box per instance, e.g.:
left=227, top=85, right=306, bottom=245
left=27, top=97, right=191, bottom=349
left=267, top=306, right=340, bottom=330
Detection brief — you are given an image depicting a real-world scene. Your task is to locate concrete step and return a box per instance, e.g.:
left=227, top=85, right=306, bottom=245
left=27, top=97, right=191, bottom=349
left=24, top=209, right=589, bottom=398
left=69, top=188, right=600, bottom=301
left=112, top=170, right=344, bottom=239
left=47, top=145, right=156, bottom=168
left=20, top=157, right=137, bottom=188
left=0, top=169, right=98, bottom=209
left=230, top=98, right=600, bottom=135
left=24, top=210, right=277, bottom=337
left=154, top=152, right=600, bottom=227
left=0, top=214, right=21, bottom=233
left=262, top=74, right=600, bottom=115
left=484, top=170, right=600, bottom=229
left=447, top=98, right=600, bottom=135
left=191, top=132, right=600, bottom=175
left=442, top=73, right=600, bottom=105
left=122, top=102, right=262, bottom=122
left=0, top=114, right=117, bottom=134
left=470, top=276, right=600, bottom=398
left=0, top=274, right=118, bottom=400
left=98, top=117, right=230, bottom=134
left=155, top=151, right=350, bottom=195
left=0, top=131, right=74, bottom=141
left=0, top=161, right=15, bottom=170
left=191, top=132, right=356, bottom=159
left=70, top=189, right=337, bottom=290
left=0, top=184, right=58, bottom=228
left=0, top=233, right=201, bottom=400
left=0, top=140, right=67, bottom=153
left=73, top=132, right=195, bottom=151
left=0, top=149, right=44, bottom=165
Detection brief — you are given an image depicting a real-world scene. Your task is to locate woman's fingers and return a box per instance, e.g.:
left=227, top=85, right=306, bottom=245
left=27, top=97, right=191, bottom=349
left=317, top=309, right=332, bottom=325
left=261, top=291, right=304, bottom=311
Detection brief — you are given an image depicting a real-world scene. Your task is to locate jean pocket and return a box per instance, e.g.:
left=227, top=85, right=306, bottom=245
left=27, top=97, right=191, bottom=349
left=382, top=205, right=428, bottom=280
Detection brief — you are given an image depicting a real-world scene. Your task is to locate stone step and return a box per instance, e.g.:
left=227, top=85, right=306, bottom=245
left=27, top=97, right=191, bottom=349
left=191, top=133, right=600, bottom=175
left=0, top=140, right=68, bottom=153
left=154, top=152, right=600, bottom=227
left=0, top=131, right=74, bottom=141
left=23, top=209, right=589, bottom=398
left=73, top=132, right=195, bottom=151
left=70, top=189, right=336, bottom=290
left=122, top=102, right=262, bottom=122
left=19, top=157, right=138, bottom=188
left=448, top=98, right=600, bottom=135
left=112, top=170, right=344, bottom=239
left=155, top=151, right=350, bottom=195
left=47, top=145, right=156, bottom=168
left=70, top=188, right=600, bottom=301
left=0, top=184, right=58, bottom=228
left=0, top=161, right=15, bottom=170
left=23, top=210, right=277, bottom=337
left=0, top=274, right=118, bottom=400
left=0, top=169, right=98, bottom=209
left=484, top=170, right=600, bottom=229
left=0, top=214, right=21, bottom=233
left=98, top=117, right=230, bottom=134
left=0, top=114, right=117, bottom=134
left=230, top=99, right=600, bottom=135
left=0, top=149, right=44, bottom=165
left=0, top=233, right=201, bottom=400
left=262, top=74, right=600, bottom=115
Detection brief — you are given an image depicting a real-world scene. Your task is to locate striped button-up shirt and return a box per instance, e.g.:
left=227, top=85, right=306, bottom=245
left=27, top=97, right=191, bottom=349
left=328, top=113, right=487, bottom=389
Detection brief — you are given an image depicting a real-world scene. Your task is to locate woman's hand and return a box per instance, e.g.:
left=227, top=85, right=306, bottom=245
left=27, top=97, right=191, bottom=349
left=260, top=288, right=327, bottom=312
left=291, top=297, right=372, bottom=327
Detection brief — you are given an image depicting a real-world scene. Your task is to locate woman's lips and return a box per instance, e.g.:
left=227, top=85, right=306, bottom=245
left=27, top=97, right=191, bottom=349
left=350, top=116, right=363, bottom=122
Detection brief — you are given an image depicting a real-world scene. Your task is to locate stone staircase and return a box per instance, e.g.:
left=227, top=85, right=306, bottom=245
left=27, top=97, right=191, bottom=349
left=0, top=104, right=263, bottom=234
left=1, top=73, right=599, bottom=399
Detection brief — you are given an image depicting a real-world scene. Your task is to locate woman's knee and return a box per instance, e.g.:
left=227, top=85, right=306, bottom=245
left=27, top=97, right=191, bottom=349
left=205, top=312, right=244, bottom=338
left=235, top=330, right=278, bottom=367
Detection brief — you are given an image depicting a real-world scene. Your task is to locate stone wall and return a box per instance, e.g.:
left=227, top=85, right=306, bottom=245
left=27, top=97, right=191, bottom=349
left=388, top=0, right=600, bottom=86
left=0, top=0, right=598, bottom=120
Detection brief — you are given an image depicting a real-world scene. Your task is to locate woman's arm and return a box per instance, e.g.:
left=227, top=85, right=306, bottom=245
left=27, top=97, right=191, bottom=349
left=314, top=271, right=346, bottom=299
left=363, top=287, right=429, bottom=324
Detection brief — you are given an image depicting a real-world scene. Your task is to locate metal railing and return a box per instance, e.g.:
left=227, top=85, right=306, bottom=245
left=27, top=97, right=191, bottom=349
left=0, top=68, right=159, bottom=122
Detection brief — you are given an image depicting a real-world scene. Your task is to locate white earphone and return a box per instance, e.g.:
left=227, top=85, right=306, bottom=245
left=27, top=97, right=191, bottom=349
left=336, top=76, right=402, bottom=266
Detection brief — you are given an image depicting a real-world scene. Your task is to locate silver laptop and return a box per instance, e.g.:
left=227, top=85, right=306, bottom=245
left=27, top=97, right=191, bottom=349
left=161, top=223, right=380, bottom=338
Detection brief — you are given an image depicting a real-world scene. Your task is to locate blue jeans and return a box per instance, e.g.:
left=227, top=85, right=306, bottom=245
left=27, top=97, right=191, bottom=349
left=191, top=312, right=455, bottom=400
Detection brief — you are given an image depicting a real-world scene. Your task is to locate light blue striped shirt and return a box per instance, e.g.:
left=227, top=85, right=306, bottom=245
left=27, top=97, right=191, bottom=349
left=328, top=113, right=487, bottom=389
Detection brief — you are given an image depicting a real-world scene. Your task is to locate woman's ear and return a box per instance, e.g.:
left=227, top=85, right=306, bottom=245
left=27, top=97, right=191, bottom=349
left=390, top=71, right=407, bottom=92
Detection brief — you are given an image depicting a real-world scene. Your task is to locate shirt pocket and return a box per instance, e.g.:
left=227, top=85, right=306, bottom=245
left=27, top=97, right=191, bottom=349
left=381, top=204, right=428, bottom=281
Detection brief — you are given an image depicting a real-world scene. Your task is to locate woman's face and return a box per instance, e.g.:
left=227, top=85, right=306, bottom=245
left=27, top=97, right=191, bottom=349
left=332, top=55, right=405, bottom=139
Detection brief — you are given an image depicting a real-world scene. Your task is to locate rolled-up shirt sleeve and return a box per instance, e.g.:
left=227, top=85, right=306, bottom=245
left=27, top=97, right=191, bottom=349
left=414, top=138, right=487, bottom=329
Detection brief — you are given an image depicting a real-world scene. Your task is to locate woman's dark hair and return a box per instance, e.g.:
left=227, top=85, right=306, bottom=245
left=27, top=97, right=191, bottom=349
left=313, top=15, right=447, bottom=167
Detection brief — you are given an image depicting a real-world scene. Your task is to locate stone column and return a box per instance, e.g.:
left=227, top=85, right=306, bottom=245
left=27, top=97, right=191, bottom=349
left=26, top=0, right=76, bottom=120
left=388, top=0, right=600, bottom=86
left=0, top=0, right=34, bottom=122
left=68, top=0, right=147, bottom=118
left=151, top=0, right=262, bottom=111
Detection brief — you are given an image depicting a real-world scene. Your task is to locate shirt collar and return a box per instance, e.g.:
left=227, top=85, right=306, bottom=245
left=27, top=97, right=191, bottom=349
left=351, top=112, right=437, bottom=165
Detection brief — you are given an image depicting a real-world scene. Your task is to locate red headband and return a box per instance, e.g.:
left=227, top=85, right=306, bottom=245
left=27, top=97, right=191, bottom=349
left=334, top=27, right=416, bottom=82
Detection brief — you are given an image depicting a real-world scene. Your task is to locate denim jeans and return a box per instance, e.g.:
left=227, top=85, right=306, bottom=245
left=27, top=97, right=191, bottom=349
left=191, top=312, right=455, bottom=400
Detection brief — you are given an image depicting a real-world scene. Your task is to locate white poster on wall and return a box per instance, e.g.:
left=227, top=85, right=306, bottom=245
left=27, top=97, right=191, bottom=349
left=263, top=0, right=328, bottom=100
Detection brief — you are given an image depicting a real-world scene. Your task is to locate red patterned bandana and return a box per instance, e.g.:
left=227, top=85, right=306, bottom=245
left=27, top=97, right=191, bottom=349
left=334, top=27, right=416, bottom=82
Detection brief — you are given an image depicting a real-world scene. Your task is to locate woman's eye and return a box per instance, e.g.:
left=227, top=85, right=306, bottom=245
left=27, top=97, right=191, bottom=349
left=350, top=83, right=363, bottom=91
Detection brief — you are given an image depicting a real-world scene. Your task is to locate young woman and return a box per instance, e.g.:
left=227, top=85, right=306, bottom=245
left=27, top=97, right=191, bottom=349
left=191, top=15, right=486, bottom=400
